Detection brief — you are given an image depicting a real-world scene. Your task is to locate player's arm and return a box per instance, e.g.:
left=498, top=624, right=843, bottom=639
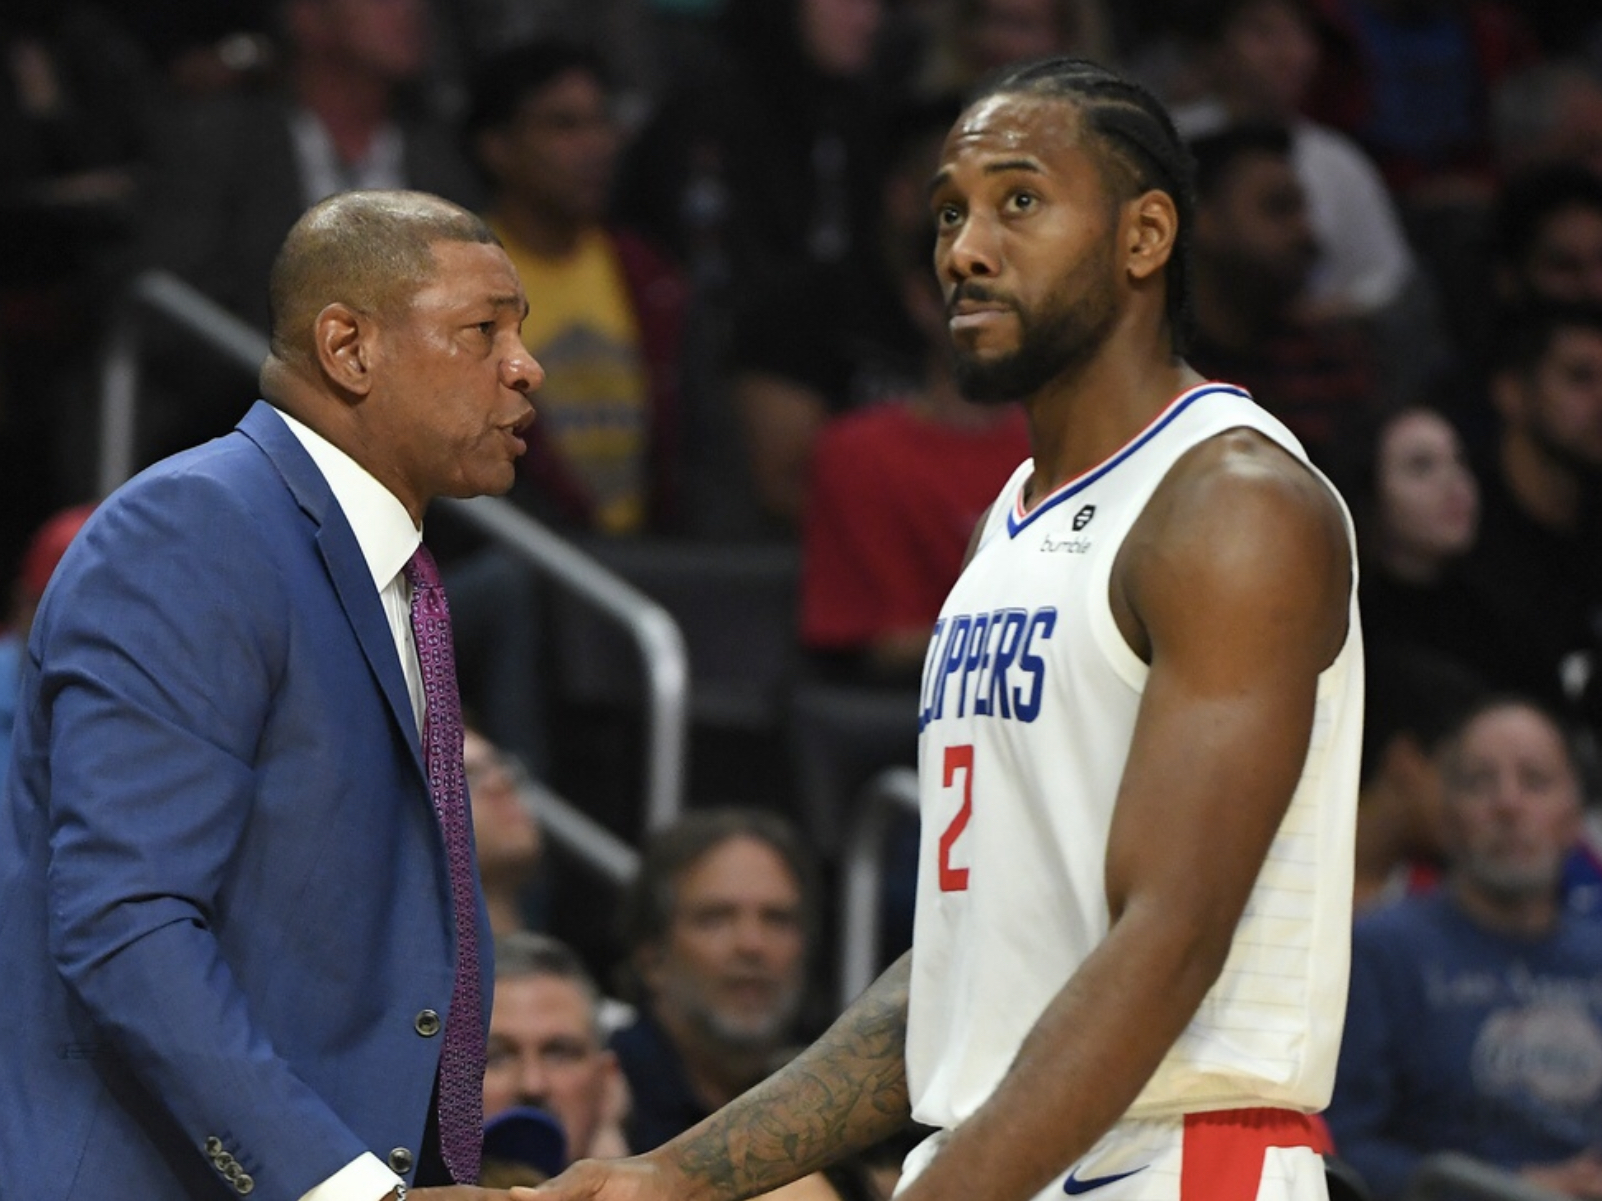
left=891, top=431, right=1353, bottom=1201
left=527, top=952, right=913, bottom=1201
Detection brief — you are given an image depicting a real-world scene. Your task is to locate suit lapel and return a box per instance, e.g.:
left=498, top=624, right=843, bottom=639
left=238, top=402, right=426, bottom=776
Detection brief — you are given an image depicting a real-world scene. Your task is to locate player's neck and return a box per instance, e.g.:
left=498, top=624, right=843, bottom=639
left=1020, top=342, right=1200, bottom=506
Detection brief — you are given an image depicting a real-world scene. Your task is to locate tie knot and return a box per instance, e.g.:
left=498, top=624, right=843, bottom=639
left=404, top=543, right=441, bottom=591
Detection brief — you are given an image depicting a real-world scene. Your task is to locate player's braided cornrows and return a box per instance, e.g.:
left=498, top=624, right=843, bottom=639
left=967, top=57, right=1197, bottom=357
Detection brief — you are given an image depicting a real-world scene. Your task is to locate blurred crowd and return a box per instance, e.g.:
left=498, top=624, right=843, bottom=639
left=7, top=0, right=1602, bottom=707
left=10, top=0, right=1602, bottom=1195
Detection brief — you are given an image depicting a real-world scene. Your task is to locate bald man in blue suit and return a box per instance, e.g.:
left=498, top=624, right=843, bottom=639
left=0, top=191, right=543, bottom=1200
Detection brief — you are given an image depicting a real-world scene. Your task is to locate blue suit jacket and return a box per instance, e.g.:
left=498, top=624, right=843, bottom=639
left=0, top=403, right=492, bottom=1200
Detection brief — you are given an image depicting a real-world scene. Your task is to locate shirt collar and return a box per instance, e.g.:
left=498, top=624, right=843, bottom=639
left=275, top=406, right=421, bottom=591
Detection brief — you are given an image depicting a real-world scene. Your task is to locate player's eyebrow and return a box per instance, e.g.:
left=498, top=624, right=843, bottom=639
left=928, top=157, right=1047, bottom=197
left=983, top=158, right=1046, bottom=177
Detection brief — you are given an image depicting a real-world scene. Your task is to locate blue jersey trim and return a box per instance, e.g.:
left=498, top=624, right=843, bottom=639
left=1005, top=383, right=1252, bottom=537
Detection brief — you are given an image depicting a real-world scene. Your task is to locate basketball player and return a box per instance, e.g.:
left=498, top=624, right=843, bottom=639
left=520, top=55, right=1362, bottom=1201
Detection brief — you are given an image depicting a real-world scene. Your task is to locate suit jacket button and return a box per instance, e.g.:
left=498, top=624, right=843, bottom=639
left=414, top=1009, right=441, bottom=1037
left=236, top=1173, right=255, bottom=1194
left=205, top=1137, right=224, bottom=1155
left=389, top=1147, right=415, bottom=1174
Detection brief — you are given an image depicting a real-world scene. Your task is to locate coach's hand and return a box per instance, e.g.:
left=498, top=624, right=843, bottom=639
left=412, top=1188, right=539, bottom=1198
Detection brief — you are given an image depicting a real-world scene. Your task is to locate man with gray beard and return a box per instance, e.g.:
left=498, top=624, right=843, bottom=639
left=1328, top=697, right=1602, bottom=1201
left=608, top=810, right=815, bottom=1152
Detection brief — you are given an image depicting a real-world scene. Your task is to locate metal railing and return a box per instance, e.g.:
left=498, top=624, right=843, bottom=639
left=838, top=765, right=920, bottom=1008
left=522, top=778, right=639, bottom=887
left=437, top=494, right=688, bottom=834
left=96, top=269, right=689, bottom=844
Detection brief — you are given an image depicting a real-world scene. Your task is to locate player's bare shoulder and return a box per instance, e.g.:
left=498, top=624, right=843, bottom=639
left=1112, top=427, right=1351, bottom=667
left=1159, top=427, right=1347, bottom=538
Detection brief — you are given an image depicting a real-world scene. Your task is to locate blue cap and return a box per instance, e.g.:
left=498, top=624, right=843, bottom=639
left=482, top=1106, right=569, bottom=1178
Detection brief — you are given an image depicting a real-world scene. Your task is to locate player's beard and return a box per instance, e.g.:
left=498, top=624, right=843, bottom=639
left=951, top=241, right=1121, bottom=406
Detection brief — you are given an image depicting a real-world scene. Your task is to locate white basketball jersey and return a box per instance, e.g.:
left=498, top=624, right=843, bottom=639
left=905, top=382, right=1363, bottom=1133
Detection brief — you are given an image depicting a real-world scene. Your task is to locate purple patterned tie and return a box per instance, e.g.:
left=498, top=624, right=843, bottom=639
left=404, top=544, right=483, bottom=1184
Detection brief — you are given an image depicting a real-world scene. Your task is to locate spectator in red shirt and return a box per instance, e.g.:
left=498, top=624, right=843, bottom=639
left=798, top=248, right=1027, bottom=684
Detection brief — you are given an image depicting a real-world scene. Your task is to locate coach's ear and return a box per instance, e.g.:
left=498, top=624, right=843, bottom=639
left=315, top=302, right=377, bottom=400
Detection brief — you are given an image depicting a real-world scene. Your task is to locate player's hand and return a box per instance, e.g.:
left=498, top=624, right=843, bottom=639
left=511, top=1154, right=690, bottom=1201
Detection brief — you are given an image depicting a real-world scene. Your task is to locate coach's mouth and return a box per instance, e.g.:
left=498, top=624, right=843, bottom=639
left=498, top=409, right=535, bottom=456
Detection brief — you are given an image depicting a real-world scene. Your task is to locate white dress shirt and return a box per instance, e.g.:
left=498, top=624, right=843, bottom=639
left=278, top=407, right=423, bottom=1201
left=279, top=407, right=425, bottom=732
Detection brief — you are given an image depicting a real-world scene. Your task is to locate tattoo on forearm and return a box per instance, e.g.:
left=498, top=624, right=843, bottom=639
left=666, top=955, right=913, bottom=1201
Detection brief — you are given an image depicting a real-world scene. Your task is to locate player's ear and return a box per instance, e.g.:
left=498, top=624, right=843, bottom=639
left=1126, top=189, right=1177, bottom=283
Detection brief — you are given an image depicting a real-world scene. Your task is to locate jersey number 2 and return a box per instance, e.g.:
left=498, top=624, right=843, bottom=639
left=939, top=744, right=974, bottom=892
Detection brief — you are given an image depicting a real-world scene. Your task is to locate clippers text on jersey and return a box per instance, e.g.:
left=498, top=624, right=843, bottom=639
left=918, top=607, right=1058, bottom=731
